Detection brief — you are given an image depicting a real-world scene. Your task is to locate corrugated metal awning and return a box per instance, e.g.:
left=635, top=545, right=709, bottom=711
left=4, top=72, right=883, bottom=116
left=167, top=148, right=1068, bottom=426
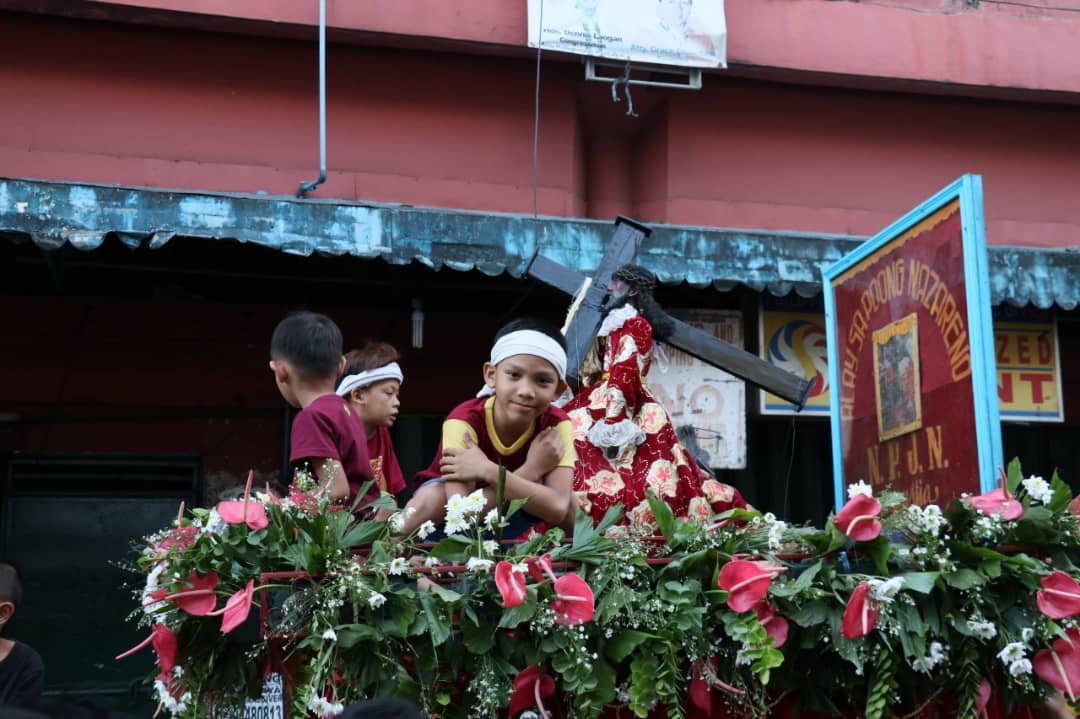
left=1, top=177, right=1076, bottom=309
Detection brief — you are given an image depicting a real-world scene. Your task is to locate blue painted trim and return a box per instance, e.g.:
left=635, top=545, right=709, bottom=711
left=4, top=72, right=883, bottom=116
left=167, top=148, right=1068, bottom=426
left=959, top=175, right=1005, bottom=493
left=822, top=175, right=1004, bottom=510
left=823, top=265, right=844, bottom=514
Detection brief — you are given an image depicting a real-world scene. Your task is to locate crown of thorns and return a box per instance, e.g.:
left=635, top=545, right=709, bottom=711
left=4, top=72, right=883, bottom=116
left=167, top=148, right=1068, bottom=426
left=612, top=264, right=658, bottom=292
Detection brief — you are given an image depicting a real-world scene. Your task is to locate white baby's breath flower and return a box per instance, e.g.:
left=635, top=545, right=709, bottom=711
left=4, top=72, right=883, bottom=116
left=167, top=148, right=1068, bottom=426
left=417, top=520, right=437, bottom=540
left=1022, top=475, right=1053, bottom=505
left=482, top=540, right=499, bottom=555
left=389, top=512, right=406, bottom=533
left=466, top=557, right=494, bottom=573
left=424, top=556, right=442, bottom=567
left=367, top=592, right=387, bottom=609
left=1022, top=627, right=1036, bottom=643
left=321, top=628, right=337, bottom=641
left=511, top=562, right=529, bottom=574
left=405, top=505, right=417, bottom=518
left=767, top=521, right=787, bottom=551
left=847, top=480, right=873, bottom=499
left=388, top=557, right=409, bottom=576
left=484, top=508, right=500, bottom=530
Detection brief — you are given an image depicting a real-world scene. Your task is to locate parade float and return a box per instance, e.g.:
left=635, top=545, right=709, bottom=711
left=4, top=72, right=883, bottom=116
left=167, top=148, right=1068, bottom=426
left=118, top=460, right=1080, bottom=719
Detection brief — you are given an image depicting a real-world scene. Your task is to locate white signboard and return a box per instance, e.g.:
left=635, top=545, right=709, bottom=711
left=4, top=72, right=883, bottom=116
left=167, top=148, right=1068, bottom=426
left=527, top=0, right=727, bottom=69
left=646, top=310, right=746, bottom=469
left=217, top=673, right=284, bottom=719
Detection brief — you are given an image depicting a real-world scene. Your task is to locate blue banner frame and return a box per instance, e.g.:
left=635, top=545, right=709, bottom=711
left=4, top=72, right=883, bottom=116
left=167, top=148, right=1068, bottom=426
left=823, top=175, right=1003, bottom=511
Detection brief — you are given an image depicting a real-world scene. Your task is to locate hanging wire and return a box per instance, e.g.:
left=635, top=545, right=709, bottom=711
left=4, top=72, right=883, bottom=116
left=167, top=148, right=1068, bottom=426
left=532, top=0, right=545, bottom=221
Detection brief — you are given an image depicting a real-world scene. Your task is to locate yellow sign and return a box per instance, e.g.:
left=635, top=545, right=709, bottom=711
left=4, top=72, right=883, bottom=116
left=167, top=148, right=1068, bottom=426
left=995, top=322, right=1063, bottom=421
left=759, top=312, right=1063, bottom=422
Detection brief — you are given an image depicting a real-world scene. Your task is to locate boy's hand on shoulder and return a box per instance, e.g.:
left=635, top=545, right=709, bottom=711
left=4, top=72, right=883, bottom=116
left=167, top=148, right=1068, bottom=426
left=522, top=427, right=564, bottom=481
left=440, top=434, right=497, bottom=485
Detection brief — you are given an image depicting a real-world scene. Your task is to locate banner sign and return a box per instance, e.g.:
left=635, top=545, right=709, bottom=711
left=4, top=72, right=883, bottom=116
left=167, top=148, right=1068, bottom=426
left=647, top=310, right=746, bottom=469
left=823, top=175, right=1002, bottom=509
left=527, top=0, right=727, bottom=69
left=760, top=312, right=1063, bottom=423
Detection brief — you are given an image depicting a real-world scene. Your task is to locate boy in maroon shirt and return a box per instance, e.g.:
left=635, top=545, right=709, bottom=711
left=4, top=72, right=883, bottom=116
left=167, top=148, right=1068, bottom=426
left=269, top=311, right=377, bottom=515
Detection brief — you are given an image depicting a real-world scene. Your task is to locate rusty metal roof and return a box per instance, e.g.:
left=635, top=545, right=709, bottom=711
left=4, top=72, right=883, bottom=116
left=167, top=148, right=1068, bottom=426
left=1, top=177, right=1076, bottom=309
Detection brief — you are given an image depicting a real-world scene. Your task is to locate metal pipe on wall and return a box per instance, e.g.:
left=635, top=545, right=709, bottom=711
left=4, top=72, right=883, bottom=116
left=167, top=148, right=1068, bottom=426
left=297, top=0, right=327, bottom=198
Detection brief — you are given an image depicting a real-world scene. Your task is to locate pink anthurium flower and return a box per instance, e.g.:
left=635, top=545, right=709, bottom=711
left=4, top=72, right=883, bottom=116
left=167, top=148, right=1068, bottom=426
left=841, top=581, right=881, bottom=639
left=1068, top=495, right=1080, bottom=519
left=164, top=571, right=220, bottom=616
left=265, top=482, right=282, bottom=507
left=205, top=579, right=255, bottom=634
left=1034, top=632, right=1080, bottom=702
left=115, top=623, right=178, bottom=675
left=833, top=494, right=883, bottom=542
left=217, top=471, right=269, bottom=531
left=970, top=469, right=1023, bottom=520
left=1037, top=572, right=1080, bottom=619
left=690, top=656, right=745, bottom=713
left=495, top=561, right=527, bottom=608
left=976, top=678, right=992, bottom=719
left=551, top=574, right=595, bottom=626
left=508, top=665, right=555, bottom=718
left=754, top=600, right=789, bottom=649
left=156, top=525, right=199, bottom=554
left=717, top=559, right=775, bottom=612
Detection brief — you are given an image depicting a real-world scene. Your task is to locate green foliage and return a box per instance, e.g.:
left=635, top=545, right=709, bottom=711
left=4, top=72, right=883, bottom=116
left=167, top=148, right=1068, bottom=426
left=124, top=459, right=1080, bottom=719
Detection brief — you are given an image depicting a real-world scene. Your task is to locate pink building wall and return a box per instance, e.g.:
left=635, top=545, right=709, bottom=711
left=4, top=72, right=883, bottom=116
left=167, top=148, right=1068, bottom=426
left=1, top=9, right=1078, bottom=247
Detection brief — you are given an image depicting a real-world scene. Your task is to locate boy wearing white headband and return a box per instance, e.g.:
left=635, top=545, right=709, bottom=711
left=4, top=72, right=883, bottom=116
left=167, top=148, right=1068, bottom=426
left=401, top=318, right=577, bottom=537
left=337, top=342, right=406, bottom=499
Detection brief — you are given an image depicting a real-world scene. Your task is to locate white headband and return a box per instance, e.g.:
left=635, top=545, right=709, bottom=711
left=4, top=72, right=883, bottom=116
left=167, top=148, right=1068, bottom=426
left=336, top=362, right=404, bottom=397
left=477, top=330, right=567, bottom=397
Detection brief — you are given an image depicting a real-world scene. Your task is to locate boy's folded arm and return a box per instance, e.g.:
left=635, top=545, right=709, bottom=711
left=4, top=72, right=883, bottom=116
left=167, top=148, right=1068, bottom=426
left=312, top=457, right=351, bottom=501
left=499, top=465, right=574, bottom=530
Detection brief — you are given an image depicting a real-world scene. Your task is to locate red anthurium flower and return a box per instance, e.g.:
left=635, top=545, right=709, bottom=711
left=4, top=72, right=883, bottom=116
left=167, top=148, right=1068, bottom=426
left=508, top=665, right=555, bottom=718
left=218, top=471, right=269, bottom=531
left=495, top=561, right=527, bottom=608
left=717, top=559, right=774, bottom=612
left=551, top=574, right=595, bottom=625
left=527, top=554, right=554, bottom=584
left=165, top=571, right=220, bottom=616
left=834, top=494, right=883, bottom=542
left=1037, top=572, right=1080, bottom=619
left=841, top=581, right=881, bottom=639
left=115, top=623, right=178, bottom=675
left=970, top=469, right=1023, bottom=520
left=754, top=601, right=789, bottom=649
left=1034, top=633, right=1080, bottom=701
left=156, top=525, right=199, bottom=554
left=206, top=579, right=255, bottom=634
left=265, top=483, right=282, bottom=507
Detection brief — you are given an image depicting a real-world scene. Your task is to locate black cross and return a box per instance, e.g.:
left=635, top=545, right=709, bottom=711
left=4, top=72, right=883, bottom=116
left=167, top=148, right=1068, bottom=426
left=527, top=217, right=812, bottom=408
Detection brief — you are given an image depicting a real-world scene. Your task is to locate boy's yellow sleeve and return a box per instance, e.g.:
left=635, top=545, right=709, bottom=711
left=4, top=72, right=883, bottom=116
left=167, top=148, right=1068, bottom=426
left=555, top=420, right=576, bottom=469
left=442, top=419, right=478, bottom=450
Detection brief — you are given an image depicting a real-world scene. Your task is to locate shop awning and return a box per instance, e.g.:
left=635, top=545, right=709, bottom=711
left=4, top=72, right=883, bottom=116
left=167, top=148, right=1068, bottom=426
left=2, top=177, right=1076, bottom=309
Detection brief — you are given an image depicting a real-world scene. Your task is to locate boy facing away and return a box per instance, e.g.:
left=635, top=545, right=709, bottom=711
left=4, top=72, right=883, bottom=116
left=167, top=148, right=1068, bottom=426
left=403, top=319, right=576, bottom=538
left=269, top=312, right=377, bottom=516
left=0, top=562, right=44, bottom=709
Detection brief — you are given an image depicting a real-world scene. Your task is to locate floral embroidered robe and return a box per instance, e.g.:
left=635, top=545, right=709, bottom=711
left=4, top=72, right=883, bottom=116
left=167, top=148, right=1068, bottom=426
left=561, top=306, right=746, bottom=530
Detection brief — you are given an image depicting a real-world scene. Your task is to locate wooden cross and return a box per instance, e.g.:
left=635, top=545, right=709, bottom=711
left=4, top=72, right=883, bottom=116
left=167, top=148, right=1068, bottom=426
left=527, top=216, right=812, bottom=408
